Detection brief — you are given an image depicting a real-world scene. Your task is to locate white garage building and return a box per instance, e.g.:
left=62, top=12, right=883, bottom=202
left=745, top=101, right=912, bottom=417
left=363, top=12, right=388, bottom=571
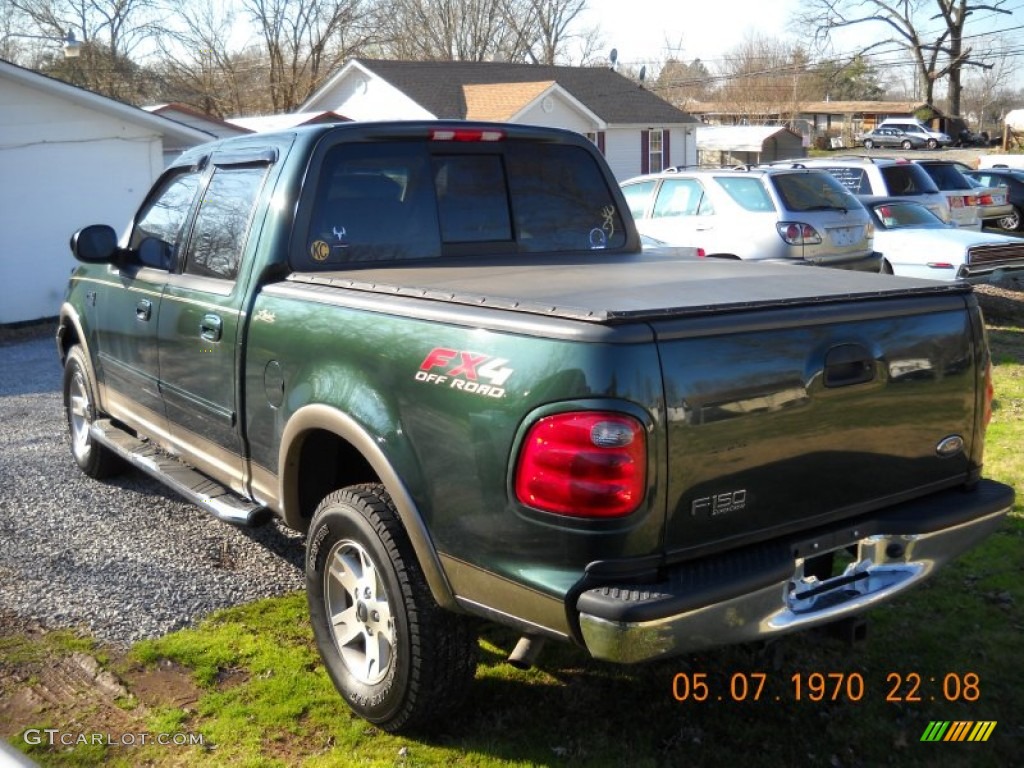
left=1, top=60, right=213, bottom=324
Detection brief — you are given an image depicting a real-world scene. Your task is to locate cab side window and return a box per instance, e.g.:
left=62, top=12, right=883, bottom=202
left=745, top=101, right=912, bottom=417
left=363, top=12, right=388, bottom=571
left=183, top=166, right=266, bottom=281
left=129, top=170, right=201, bottom=269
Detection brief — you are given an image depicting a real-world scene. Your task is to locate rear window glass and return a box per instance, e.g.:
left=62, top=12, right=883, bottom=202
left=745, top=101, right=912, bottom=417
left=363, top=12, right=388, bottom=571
left=770, top=172, right=858, bottom=212
left=302, top=140, right=626, bottom=267
left=715, top=176, right=775, bottom=212
left=817, top=167, right=870, bottom=195
left=916, top=163, right=972, bottom=190
left=879, top=164, right=940, bottom=196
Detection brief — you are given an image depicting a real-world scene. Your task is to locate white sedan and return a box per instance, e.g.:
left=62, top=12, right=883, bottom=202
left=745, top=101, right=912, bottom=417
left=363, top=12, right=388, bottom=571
left=861, top=196, right=1024, bottom=284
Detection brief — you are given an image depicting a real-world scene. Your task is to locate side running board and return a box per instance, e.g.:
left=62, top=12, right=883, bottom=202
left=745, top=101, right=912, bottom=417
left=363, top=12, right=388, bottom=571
left=89, top=419, right=271, bottom=527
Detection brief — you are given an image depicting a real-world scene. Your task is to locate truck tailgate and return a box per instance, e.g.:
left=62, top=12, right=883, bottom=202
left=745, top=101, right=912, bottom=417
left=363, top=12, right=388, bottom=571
left=653, top=292, right=981, bottom=559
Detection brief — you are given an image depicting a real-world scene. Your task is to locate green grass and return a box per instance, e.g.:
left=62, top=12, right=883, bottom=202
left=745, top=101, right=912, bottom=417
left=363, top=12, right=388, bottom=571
left=8, top=324, right=1023, bottom=768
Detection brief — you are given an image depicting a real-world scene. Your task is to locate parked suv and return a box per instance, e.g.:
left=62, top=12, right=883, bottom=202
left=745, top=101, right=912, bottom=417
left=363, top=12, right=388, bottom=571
left=783, top=156, right=963, bottom=227
left=910, top=160, right=982, bottom=230
left=620, top=167, right=879, bottom=270
left=877, top=118, right=952, bottom=149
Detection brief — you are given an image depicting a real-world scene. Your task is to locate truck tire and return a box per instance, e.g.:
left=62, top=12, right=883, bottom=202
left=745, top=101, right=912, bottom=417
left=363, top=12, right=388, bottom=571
left=306, top=484, right=476, bottom=732
left=62, top=345, right=123, bottom=479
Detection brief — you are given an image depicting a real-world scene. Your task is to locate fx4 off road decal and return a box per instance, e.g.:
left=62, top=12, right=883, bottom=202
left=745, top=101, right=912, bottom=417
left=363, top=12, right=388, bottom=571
left=416, top=347, right=514, bottom=399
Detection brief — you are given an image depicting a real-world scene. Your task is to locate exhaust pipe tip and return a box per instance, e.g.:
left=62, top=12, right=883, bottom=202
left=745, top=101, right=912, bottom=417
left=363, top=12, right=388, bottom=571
left=507, top=635, right=546, bottom=670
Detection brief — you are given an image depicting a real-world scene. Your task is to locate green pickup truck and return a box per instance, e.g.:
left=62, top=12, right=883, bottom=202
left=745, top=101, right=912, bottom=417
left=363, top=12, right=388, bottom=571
left=58, top=121, right=1014, bottom=732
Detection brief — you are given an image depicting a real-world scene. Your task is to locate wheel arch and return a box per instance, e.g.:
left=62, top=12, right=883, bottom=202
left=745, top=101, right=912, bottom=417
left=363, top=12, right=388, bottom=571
left=279, top=403, right=457, bottom=610
left=56, top=303, right=88, bottom=367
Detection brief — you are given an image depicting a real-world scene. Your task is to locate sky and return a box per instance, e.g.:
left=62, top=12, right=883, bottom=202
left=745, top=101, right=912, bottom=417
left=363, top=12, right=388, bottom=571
left=575, top=0, right=1024, bottom=90
left=579, top=0, right=800, bottom=69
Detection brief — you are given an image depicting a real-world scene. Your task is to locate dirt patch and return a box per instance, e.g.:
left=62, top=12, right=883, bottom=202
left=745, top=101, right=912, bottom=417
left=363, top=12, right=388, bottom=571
left=0, top=621, right=202, bottom=754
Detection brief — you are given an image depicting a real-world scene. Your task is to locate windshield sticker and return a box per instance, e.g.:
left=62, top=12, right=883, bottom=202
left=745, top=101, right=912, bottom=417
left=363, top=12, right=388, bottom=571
left=310, top=240, right=331, bottom=261
left=416, top=347, right=514, bottom=399
left=589, top=228, right=608, bottom=249
left=601, top=205, right=617, bottom=237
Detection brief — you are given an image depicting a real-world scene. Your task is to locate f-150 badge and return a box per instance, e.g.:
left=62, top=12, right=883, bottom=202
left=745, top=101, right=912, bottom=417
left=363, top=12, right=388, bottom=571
left=691, top=490, right=747, bottom=518
left=416, top=347, right=514, bottom=399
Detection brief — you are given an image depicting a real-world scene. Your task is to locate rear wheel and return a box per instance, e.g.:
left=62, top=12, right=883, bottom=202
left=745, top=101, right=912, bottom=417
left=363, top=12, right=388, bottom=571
left=901, top=140, right=913, bottom=150
left=880, top=259, right=894, bottom=275
left=306, top=484, right=477, bottom=732
left=998, top=206, right=1022, bottom=232
left=863, top=139, right=874, bottom=149
left=62, top=345, right=123, bottom=479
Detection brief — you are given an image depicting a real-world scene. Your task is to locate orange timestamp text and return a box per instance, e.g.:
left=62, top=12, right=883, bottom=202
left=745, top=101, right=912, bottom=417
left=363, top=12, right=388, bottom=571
left=671, top=672, right=981, bottom=704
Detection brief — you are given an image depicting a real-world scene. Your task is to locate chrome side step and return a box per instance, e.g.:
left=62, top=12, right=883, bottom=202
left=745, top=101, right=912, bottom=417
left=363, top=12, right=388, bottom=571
left=89, top=419, right=271, bottom=527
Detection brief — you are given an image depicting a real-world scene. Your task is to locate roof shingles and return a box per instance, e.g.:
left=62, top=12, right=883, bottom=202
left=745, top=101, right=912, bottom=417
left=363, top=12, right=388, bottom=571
left=350, top=59, right=697, bottom=124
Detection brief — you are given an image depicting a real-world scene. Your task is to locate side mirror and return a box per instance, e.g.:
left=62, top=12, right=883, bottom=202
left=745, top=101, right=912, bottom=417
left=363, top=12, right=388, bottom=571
left=70, top=225, right=118, bottom=263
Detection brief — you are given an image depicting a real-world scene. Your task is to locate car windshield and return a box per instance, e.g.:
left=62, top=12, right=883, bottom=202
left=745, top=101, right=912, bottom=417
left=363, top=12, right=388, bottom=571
left=870, top=201, right=949, bottom=230
left=770, top=172, right=858, bottom=212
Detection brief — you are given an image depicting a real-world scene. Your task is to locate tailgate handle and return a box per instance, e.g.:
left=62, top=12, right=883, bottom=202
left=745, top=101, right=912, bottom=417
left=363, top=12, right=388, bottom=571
left=824, top=344, right=875, bottom=388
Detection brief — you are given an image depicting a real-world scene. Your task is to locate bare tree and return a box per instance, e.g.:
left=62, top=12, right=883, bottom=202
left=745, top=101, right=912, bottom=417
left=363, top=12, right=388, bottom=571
left=241, top=0, right=376, bottom=112
left=798, top=0, right=1011, bottom=115
left=6, top=0, right=162, bottom=98
left=152, top=0, right=254, bottom=116
left=655, top=57, right=715, bottom=111
left=380, top=0, right=529, bottom=61
left=715, top=33, right=818, bottom=125
left=959, top=34, right=1016, bottom=133
left=504, top=0, right=589, bottom=65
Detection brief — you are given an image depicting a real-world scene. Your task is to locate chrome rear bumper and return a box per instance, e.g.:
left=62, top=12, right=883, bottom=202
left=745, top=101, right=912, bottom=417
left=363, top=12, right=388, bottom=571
left=578, top=481, right=1012, bottom=663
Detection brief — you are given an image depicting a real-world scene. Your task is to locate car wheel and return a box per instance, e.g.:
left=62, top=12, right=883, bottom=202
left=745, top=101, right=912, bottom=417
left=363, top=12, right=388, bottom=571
left=62, top=345, right=123, bottom=479
left=997, top=206, right=1023, bottom=232
left=927, top=138, right=938, bottom=149
left=901, top=140, right=913, bottom=150
left=863, top=139, right=874, bottom=149
left=880, top=259, right=894, bottom=275
left=306, top=484, right=477, bottom=733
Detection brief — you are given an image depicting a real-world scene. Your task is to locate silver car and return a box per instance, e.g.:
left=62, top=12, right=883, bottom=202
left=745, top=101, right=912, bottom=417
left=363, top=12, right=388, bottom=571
left=621, top=167, right=879, bottom=271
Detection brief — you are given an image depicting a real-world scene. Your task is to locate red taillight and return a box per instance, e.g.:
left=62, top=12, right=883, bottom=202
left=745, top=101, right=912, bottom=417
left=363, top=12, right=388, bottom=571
left=696, top=248, right=707, bottom=258
left=514, top=411, right=646, bottom=518
left=431, top=128, right=505, bottom=142
left=777, top=222, right=822, bottom=245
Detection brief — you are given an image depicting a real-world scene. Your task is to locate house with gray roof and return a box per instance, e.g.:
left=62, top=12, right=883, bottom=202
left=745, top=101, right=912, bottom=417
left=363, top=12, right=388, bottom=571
left=300, top=58, right=700, bottom=180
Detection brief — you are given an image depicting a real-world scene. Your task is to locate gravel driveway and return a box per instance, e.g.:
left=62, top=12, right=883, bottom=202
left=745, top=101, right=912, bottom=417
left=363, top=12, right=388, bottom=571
left=0, top=333, right=304, bottom=646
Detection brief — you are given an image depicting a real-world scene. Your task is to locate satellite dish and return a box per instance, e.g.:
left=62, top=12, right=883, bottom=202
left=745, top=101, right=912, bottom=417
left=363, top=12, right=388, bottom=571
left=609, top=48, right=618, bottom=67
left=639, top=65, right=647, bottom=83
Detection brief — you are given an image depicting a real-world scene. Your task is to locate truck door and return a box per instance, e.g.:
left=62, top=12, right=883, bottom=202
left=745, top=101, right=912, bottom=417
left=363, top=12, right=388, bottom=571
left=93, top=168, right=202, bottom=437
left=157, top=156, right=272, bottom=493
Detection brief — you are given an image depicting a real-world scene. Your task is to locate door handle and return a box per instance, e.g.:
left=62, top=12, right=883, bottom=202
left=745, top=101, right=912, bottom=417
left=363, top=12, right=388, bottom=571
left=136, top=299, right=152, bottom=322
left=200, top=313, right=223, bottom=342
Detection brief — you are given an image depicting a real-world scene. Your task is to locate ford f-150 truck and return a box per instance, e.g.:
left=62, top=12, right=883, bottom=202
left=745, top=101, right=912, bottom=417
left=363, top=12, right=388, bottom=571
left=58, top=121, right=1014, bottom=732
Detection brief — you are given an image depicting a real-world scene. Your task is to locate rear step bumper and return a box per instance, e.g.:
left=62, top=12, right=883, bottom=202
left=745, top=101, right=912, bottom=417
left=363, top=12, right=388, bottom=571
left=577, top=480, right=1014, bottom=663
left=89, top=419, right=271, bottom=527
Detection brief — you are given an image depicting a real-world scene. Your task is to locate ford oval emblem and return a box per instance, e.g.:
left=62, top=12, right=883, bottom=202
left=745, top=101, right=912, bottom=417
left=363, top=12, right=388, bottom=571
left=935, top=435, right=964, bottom=458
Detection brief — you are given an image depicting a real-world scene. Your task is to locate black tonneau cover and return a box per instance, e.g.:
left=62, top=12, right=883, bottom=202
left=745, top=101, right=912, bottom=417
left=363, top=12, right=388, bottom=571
left=287, top=254, right=968, bottom=324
